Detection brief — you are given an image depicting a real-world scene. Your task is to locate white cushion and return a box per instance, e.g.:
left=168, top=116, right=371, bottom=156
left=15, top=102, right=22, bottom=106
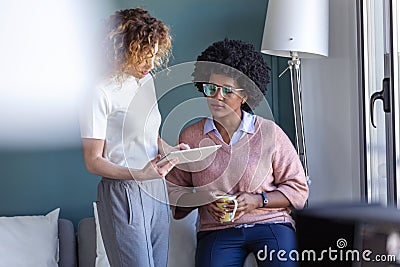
left=0, top=208, right=60, bottom=267
left=93, top=202, right=110, bottom=267
left=167, top=210, right=198, bottom=267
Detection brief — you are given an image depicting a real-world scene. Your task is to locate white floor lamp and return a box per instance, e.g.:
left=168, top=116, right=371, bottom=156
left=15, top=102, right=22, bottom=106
left=261, top=0, right=329, bottom=185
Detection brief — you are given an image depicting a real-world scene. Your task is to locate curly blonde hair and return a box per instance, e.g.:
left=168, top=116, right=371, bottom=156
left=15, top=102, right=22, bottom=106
left=103, top=8, right=172, bottom=79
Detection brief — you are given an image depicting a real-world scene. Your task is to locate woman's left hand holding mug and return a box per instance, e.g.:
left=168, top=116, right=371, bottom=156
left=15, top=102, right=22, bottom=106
left=232, top=192, right=262, bottom=221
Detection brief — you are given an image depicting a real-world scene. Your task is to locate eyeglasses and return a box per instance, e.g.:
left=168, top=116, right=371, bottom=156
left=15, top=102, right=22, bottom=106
left=202, top=83, right=244, bottom=99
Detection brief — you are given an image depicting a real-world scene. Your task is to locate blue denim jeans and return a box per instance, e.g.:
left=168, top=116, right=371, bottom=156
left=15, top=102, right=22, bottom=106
left=196, top=223, right=298, bottom=267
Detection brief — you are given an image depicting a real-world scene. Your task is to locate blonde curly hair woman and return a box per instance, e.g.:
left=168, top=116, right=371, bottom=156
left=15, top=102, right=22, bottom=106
left=80, top=8, right=188, bottom=267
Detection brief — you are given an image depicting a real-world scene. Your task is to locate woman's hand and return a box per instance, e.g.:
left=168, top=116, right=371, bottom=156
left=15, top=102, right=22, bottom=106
left=206, top=191, right=237, bottom=222
left=163, top=143, right=190, bottom=155
left=206, top=192, right=267, bottom=222
left=158, top=135, right=190, bottom=156
left=176, top=143, right=191, bottom=151
left=232, top=192, right=262, bottom=221
left=206, top=199, right=228, bottom=222
left=131, top=155, right=178, bottom=181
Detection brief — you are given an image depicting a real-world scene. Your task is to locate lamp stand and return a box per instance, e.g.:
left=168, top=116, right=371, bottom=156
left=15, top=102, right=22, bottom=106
left=280, top=51, right=310, bottom=184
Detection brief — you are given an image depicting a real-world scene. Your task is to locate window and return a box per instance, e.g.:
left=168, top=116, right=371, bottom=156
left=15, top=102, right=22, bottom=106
left=359, top=0, right=400, bottom=206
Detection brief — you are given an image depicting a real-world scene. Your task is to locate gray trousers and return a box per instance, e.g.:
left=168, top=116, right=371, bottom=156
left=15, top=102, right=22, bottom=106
left=97, top=177, right=170, bottom=267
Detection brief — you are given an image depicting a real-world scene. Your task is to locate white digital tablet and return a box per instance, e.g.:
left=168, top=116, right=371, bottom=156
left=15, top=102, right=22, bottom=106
left=157, top=145, right=222, bottom=165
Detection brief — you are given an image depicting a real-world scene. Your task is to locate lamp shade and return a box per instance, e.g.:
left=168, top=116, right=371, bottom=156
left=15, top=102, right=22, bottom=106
left=261, top=0, right=329, bottom=58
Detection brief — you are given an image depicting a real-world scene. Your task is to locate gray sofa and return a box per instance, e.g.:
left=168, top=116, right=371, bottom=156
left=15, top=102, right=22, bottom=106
left=77, top=218, right=97, bottom=267
left=58, top=218, right=78, bottom=267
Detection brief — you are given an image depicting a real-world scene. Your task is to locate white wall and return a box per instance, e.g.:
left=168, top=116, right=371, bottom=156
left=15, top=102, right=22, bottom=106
left=302, top=0, right=362, bottom=204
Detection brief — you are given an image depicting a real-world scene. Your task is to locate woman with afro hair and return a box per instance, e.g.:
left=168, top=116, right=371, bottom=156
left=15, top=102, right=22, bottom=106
left=167, top=39, right=309, bottom=267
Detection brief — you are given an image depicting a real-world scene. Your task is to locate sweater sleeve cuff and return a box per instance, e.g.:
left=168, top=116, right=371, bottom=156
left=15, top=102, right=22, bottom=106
left=275, top=185, right=309, bottom=210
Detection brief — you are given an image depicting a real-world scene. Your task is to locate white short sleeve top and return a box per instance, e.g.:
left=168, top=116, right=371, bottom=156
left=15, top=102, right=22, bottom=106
left=80, top=74, right=161, bottom=170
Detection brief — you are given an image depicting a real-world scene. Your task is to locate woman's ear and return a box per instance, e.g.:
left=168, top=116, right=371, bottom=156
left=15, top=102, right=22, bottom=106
left=241, top=96, right=248, bottom=104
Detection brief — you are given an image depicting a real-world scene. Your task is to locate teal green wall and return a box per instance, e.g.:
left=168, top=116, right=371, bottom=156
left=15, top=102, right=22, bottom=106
left=0, top=149, right=98, bottom=227
left=0, top=0, right=294, bottom=228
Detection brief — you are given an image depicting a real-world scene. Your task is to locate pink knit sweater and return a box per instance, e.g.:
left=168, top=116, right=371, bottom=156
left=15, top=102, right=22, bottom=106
left=166, top=116, right=309, bottom=231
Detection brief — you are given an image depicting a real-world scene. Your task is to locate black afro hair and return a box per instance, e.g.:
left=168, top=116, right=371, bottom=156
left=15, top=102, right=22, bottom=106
left=193, top=39, right=271, bottom=113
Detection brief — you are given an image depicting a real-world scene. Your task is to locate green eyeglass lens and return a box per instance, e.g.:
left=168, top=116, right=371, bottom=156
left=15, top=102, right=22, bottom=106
left=222, top=87, right=233, bottom=95
left=203, top=83, right=236, bottom=98
left=204, top=84, right=217, bottom=96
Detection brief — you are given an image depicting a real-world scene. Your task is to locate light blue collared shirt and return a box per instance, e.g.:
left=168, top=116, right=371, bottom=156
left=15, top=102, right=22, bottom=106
left=203, top=110, right=256, bottom=145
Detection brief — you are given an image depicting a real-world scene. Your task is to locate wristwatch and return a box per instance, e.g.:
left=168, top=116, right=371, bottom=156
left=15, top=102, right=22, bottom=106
left=261, top=192, right=269, bottom=208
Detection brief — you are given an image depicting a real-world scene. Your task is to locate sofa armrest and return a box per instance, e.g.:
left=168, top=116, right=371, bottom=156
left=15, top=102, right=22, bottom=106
left=58, top=218, right=77, bottom=267
left=78, top=217, right=96, bottom=267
